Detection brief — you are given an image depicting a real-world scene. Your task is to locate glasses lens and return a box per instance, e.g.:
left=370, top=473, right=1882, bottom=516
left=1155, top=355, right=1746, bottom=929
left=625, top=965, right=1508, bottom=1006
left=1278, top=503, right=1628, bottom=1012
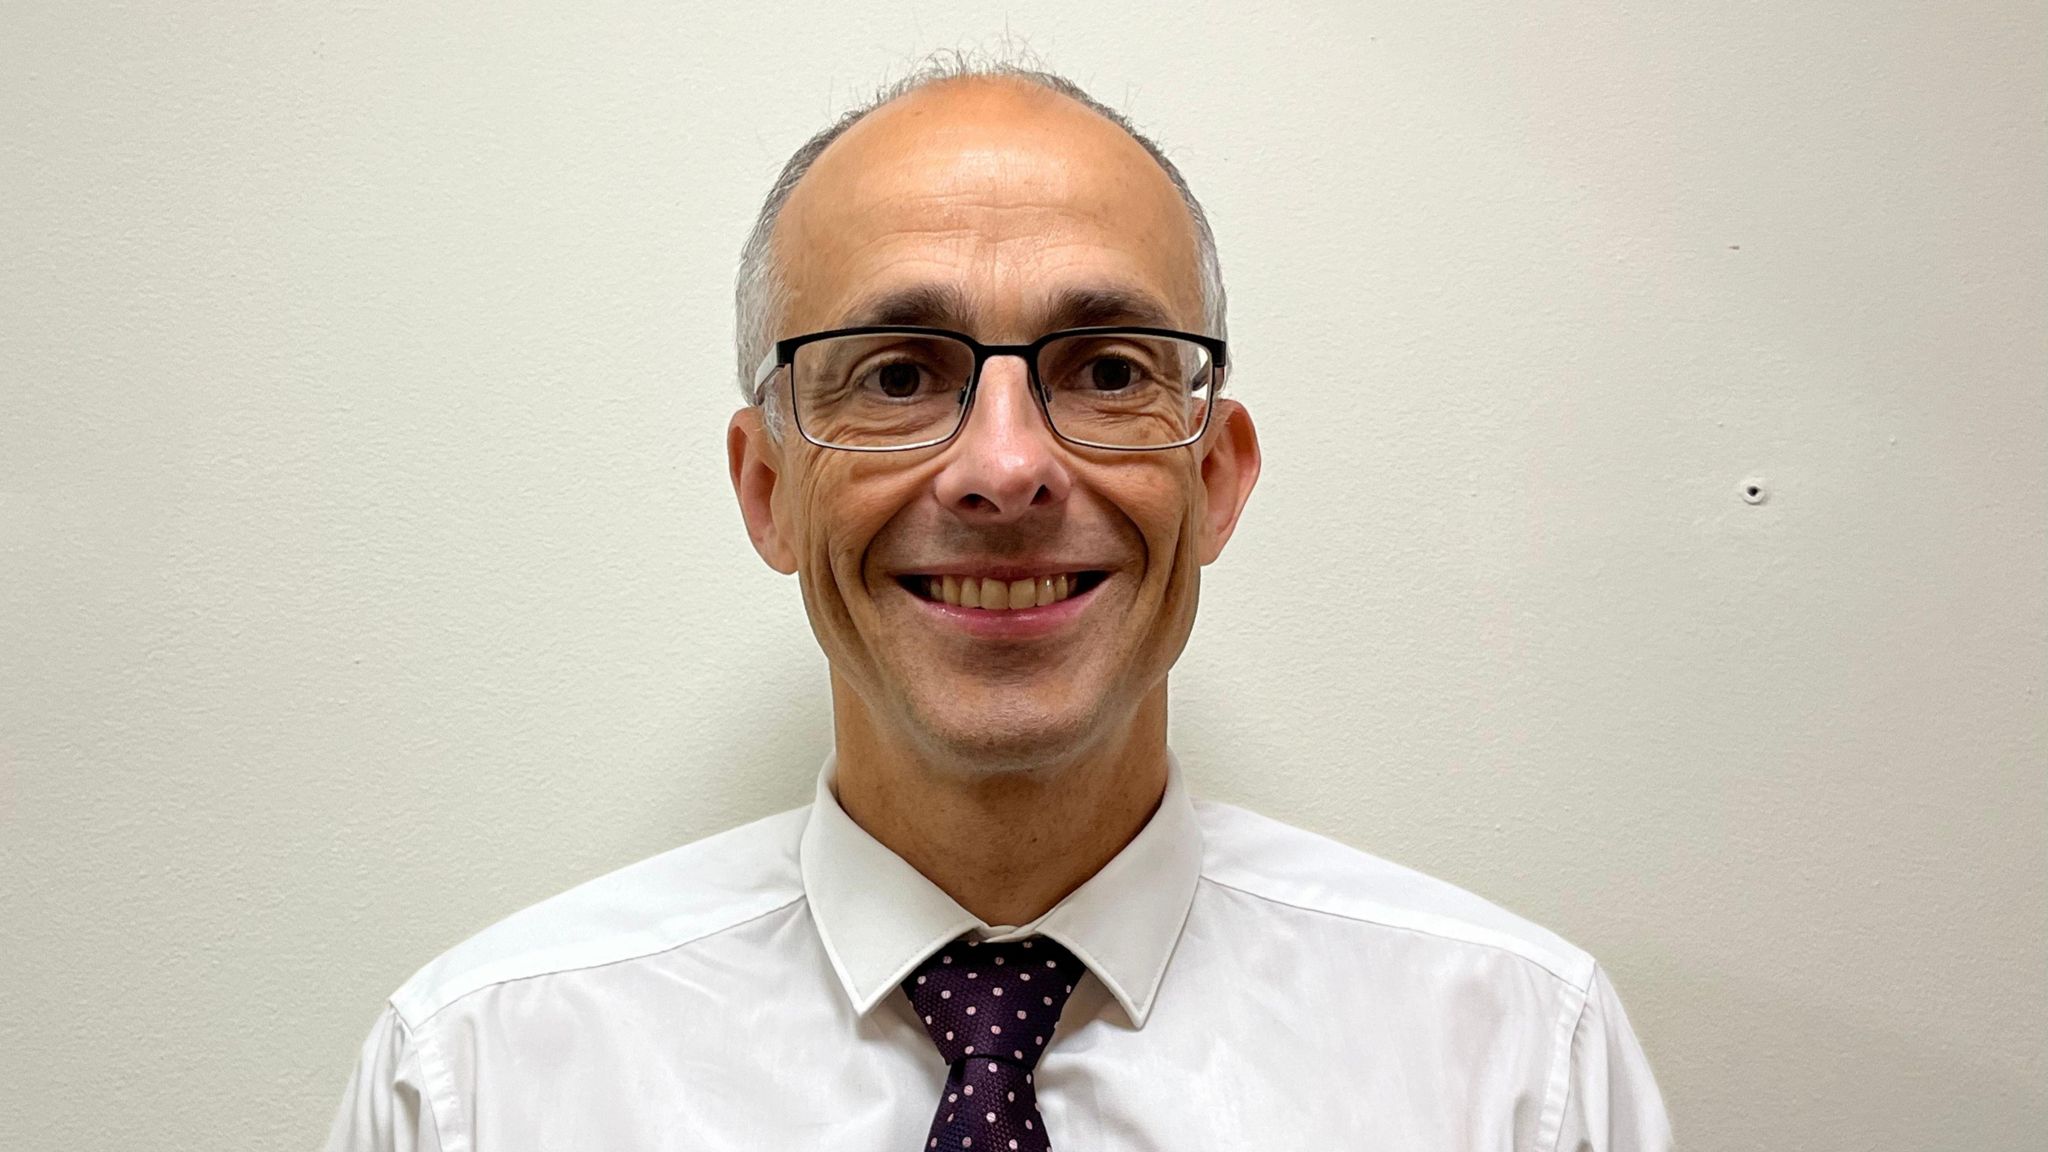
left=1038, top=333, right=1215, bottom=447
left=791, top=333, right=974, bottom=448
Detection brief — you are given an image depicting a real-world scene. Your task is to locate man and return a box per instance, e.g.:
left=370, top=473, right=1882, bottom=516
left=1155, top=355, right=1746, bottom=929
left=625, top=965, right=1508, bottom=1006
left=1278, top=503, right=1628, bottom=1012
left=329, top=61, right=1670, bottom=1151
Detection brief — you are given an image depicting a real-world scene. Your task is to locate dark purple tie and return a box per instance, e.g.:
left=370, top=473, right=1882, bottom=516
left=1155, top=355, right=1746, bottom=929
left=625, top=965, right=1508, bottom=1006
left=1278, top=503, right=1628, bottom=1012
left=901, top=936, right=1086, bottom=1151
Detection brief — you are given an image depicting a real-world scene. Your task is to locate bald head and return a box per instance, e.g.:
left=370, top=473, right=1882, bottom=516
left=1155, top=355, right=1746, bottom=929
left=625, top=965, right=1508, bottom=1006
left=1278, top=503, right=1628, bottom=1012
left=734, top=62, right=1226, bottom=398
left=773, top=76, right=1205, bottom=351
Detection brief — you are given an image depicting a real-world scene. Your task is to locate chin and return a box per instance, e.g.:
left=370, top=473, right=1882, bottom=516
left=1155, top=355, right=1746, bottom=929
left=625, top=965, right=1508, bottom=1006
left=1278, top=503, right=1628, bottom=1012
left=902, top=693, right=1110, bottom=779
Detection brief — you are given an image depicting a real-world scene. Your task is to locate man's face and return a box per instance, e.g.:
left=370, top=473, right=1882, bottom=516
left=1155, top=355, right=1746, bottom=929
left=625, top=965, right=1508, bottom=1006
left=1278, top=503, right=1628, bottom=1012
left=730, top=79, right=1258, bottom=773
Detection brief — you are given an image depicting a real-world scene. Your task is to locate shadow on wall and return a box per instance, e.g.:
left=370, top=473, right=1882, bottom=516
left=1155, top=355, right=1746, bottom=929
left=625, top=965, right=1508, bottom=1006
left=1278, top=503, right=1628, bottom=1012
left=670, top=648, right=835, bottom=817
left=1645, top=954, right=2044, bottom=1150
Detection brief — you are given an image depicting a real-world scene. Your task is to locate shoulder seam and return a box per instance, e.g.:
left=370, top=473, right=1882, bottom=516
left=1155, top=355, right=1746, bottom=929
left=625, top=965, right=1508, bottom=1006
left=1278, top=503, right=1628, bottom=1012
left=1196, top=872, right=1592, bottom=990
left=407, top=1009, right=463, bottom=1152
left=1538, top=963, right=1597, bottom=1152
left=398, top=891, right=807, bottom=1032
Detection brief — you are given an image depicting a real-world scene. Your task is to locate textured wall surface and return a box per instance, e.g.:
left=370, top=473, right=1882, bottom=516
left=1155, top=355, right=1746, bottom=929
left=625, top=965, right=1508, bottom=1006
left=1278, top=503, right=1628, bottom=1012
left=3, top=3, right=2042, bottom=1149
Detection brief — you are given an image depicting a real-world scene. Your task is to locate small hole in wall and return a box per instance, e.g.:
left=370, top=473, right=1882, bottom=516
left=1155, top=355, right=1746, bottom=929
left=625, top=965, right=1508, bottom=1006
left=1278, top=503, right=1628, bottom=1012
left=1742, top=480, right=1768, bottom=505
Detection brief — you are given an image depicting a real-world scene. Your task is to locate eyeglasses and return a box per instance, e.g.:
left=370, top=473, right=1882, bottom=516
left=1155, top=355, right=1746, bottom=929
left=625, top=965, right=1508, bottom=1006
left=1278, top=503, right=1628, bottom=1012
left=751, top=326, right=1227, bottom=452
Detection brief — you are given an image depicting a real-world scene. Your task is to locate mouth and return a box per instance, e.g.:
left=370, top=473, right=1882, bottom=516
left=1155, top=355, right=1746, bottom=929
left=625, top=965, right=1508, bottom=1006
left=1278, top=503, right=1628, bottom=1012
left=896, top=571, right=1110, bottom=612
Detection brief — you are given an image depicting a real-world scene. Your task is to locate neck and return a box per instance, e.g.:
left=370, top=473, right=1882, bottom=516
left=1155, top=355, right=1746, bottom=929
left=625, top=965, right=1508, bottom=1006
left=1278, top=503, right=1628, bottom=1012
left=829, top=676, right=1170, bottom=927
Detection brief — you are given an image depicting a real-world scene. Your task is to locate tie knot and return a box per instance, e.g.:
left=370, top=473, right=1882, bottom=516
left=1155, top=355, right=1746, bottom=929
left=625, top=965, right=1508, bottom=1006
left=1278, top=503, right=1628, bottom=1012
left=902, top=935, right=1086, bottom=1068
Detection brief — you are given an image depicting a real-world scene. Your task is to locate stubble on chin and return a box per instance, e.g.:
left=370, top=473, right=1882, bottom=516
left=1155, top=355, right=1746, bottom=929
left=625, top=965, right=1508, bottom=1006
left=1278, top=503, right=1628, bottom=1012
left=888, top=673, right=1116, bottom=781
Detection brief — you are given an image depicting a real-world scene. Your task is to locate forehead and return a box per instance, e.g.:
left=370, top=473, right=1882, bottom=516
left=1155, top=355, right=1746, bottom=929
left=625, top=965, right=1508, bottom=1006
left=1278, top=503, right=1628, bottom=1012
left=775, top=79, right=1204, bottom=336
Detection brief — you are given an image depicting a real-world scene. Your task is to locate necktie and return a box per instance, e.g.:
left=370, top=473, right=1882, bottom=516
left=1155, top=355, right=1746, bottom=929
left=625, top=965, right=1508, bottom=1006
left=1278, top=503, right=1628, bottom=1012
left=901, top=936, right=1086, bottom=1151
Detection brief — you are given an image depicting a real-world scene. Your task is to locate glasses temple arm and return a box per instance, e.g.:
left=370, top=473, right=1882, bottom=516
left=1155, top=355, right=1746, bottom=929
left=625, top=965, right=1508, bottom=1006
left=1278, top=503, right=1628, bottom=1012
left=750, top=350, right=781, bottom=404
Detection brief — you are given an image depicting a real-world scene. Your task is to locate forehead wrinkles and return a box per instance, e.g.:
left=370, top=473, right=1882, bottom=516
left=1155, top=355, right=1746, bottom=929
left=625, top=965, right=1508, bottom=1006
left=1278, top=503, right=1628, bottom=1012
left=781, top=180, right=1203, bottom=334
left=773, top=97, right=1203, bottom=333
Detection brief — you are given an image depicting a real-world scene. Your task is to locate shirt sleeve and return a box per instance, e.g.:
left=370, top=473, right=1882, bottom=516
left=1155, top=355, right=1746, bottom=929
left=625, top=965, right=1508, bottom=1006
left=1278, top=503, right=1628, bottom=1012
left=1550, top=965, right=1672, bottom=1152
left=325, top=1004, right=445, bottom=1152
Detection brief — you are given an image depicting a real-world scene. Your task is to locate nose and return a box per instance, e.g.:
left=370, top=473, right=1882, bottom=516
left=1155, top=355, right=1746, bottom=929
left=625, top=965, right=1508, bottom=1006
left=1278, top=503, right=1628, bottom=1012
left=930, top=355, right=1072, bottom=523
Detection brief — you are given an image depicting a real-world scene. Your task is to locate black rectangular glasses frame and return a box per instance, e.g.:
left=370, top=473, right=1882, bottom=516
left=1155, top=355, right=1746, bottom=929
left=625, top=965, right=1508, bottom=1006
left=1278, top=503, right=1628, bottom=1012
left=751, top=325, right=1229, bottom=453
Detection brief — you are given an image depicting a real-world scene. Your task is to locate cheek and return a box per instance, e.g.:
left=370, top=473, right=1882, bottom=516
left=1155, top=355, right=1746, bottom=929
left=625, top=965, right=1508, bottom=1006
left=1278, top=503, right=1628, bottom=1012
left=1113, top=463, right=1204, bottom=578
left=786, top=467, right=839, bottom=565
left=778, top=464, right=861, bottom=631
left=786, top=457, right=926, bottom=604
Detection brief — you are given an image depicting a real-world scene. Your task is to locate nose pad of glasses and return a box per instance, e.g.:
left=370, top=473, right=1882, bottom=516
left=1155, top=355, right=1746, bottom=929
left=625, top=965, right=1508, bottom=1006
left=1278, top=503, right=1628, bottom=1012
left=962, top=357, right=1041, bottom=411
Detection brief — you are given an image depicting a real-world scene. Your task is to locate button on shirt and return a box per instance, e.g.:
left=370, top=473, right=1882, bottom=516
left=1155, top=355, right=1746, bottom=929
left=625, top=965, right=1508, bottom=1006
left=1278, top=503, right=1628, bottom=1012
left=327, top=757, right=1671, bottom=1150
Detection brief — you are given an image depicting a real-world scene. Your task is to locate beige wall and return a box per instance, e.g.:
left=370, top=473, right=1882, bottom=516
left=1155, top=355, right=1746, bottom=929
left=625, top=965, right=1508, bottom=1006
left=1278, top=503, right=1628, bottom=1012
left=3, top=3, right=2042, bottom=1148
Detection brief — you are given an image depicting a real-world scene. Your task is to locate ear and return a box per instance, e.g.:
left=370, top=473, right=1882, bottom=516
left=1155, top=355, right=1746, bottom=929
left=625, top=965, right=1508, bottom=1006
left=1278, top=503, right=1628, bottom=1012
left=728, top=407, right=799, bottom=574
left=1194, top=398, right=1261, bottom=565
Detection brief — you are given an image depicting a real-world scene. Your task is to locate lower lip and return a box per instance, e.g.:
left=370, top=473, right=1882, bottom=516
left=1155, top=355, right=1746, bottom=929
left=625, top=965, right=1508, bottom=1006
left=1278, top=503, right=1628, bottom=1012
left=906, top=581, right=1100, bottom=638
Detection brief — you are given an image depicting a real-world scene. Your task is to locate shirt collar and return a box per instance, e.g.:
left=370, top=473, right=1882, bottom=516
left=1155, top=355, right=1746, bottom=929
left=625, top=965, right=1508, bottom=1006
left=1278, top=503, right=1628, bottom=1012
left=799, top=753, right=1203, bottom=1028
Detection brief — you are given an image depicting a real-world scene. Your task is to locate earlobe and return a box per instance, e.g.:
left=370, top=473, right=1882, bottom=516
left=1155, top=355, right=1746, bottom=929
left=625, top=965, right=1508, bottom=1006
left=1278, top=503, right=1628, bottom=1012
left=728, top=407, right=799, bottom=575
left=1195, top=399, right=1261, bottom=566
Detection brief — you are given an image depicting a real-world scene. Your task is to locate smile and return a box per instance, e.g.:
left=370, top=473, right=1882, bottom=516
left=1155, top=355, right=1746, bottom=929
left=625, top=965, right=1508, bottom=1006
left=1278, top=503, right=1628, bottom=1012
left=899, top=572, right=1109, bottom=612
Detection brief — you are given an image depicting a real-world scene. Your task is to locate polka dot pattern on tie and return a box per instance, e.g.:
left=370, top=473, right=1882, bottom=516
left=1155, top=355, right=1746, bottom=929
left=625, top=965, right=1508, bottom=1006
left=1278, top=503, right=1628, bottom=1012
left=903, top=936, right=1085, bottom=1152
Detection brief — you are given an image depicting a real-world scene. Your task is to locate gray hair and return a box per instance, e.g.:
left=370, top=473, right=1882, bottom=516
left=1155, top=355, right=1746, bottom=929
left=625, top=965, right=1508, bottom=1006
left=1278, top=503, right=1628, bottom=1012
left=733, top=52, right=1228, bottom=402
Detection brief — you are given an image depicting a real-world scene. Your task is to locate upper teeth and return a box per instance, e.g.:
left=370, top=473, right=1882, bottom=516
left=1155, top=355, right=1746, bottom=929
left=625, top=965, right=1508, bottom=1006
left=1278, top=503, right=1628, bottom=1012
left=925, top=574, right=1079, bottom=610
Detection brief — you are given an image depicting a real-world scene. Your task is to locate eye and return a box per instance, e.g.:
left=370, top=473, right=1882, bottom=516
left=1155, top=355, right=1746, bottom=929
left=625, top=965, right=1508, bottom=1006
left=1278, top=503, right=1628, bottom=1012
left=1086, top=356, right=1139, bottom=392
left=874, top=362, right=923, bottom=399
left=852, top=357, right=945, bottom=401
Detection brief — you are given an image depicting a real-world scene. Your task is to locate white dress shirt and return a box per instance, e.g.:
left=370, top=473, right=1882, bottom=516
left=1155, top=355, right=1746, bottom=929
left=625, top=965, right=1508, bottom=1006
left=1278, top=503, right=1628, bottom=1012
left=327, top=757, right=1670, bottom=1151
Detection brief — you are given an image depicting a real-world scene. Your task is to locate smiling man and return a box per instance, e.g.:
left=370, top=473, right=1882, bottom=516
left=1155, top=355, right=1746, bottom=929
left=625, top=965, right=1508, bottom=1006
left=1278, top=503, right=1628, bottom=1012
left=329, top=61, right=1669, bottom=1151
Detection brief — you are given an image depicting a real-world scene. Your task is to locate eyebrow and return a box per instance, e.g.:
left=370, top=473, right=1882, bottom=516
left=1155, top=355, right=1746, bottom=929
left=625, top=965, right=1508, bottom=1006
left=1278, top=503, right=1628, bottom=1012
left=1041, top=286, right=1180, bottom=332
left=838, top=284, right=1183, bottom=336
left=844, top=284, right=978, bottom=329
